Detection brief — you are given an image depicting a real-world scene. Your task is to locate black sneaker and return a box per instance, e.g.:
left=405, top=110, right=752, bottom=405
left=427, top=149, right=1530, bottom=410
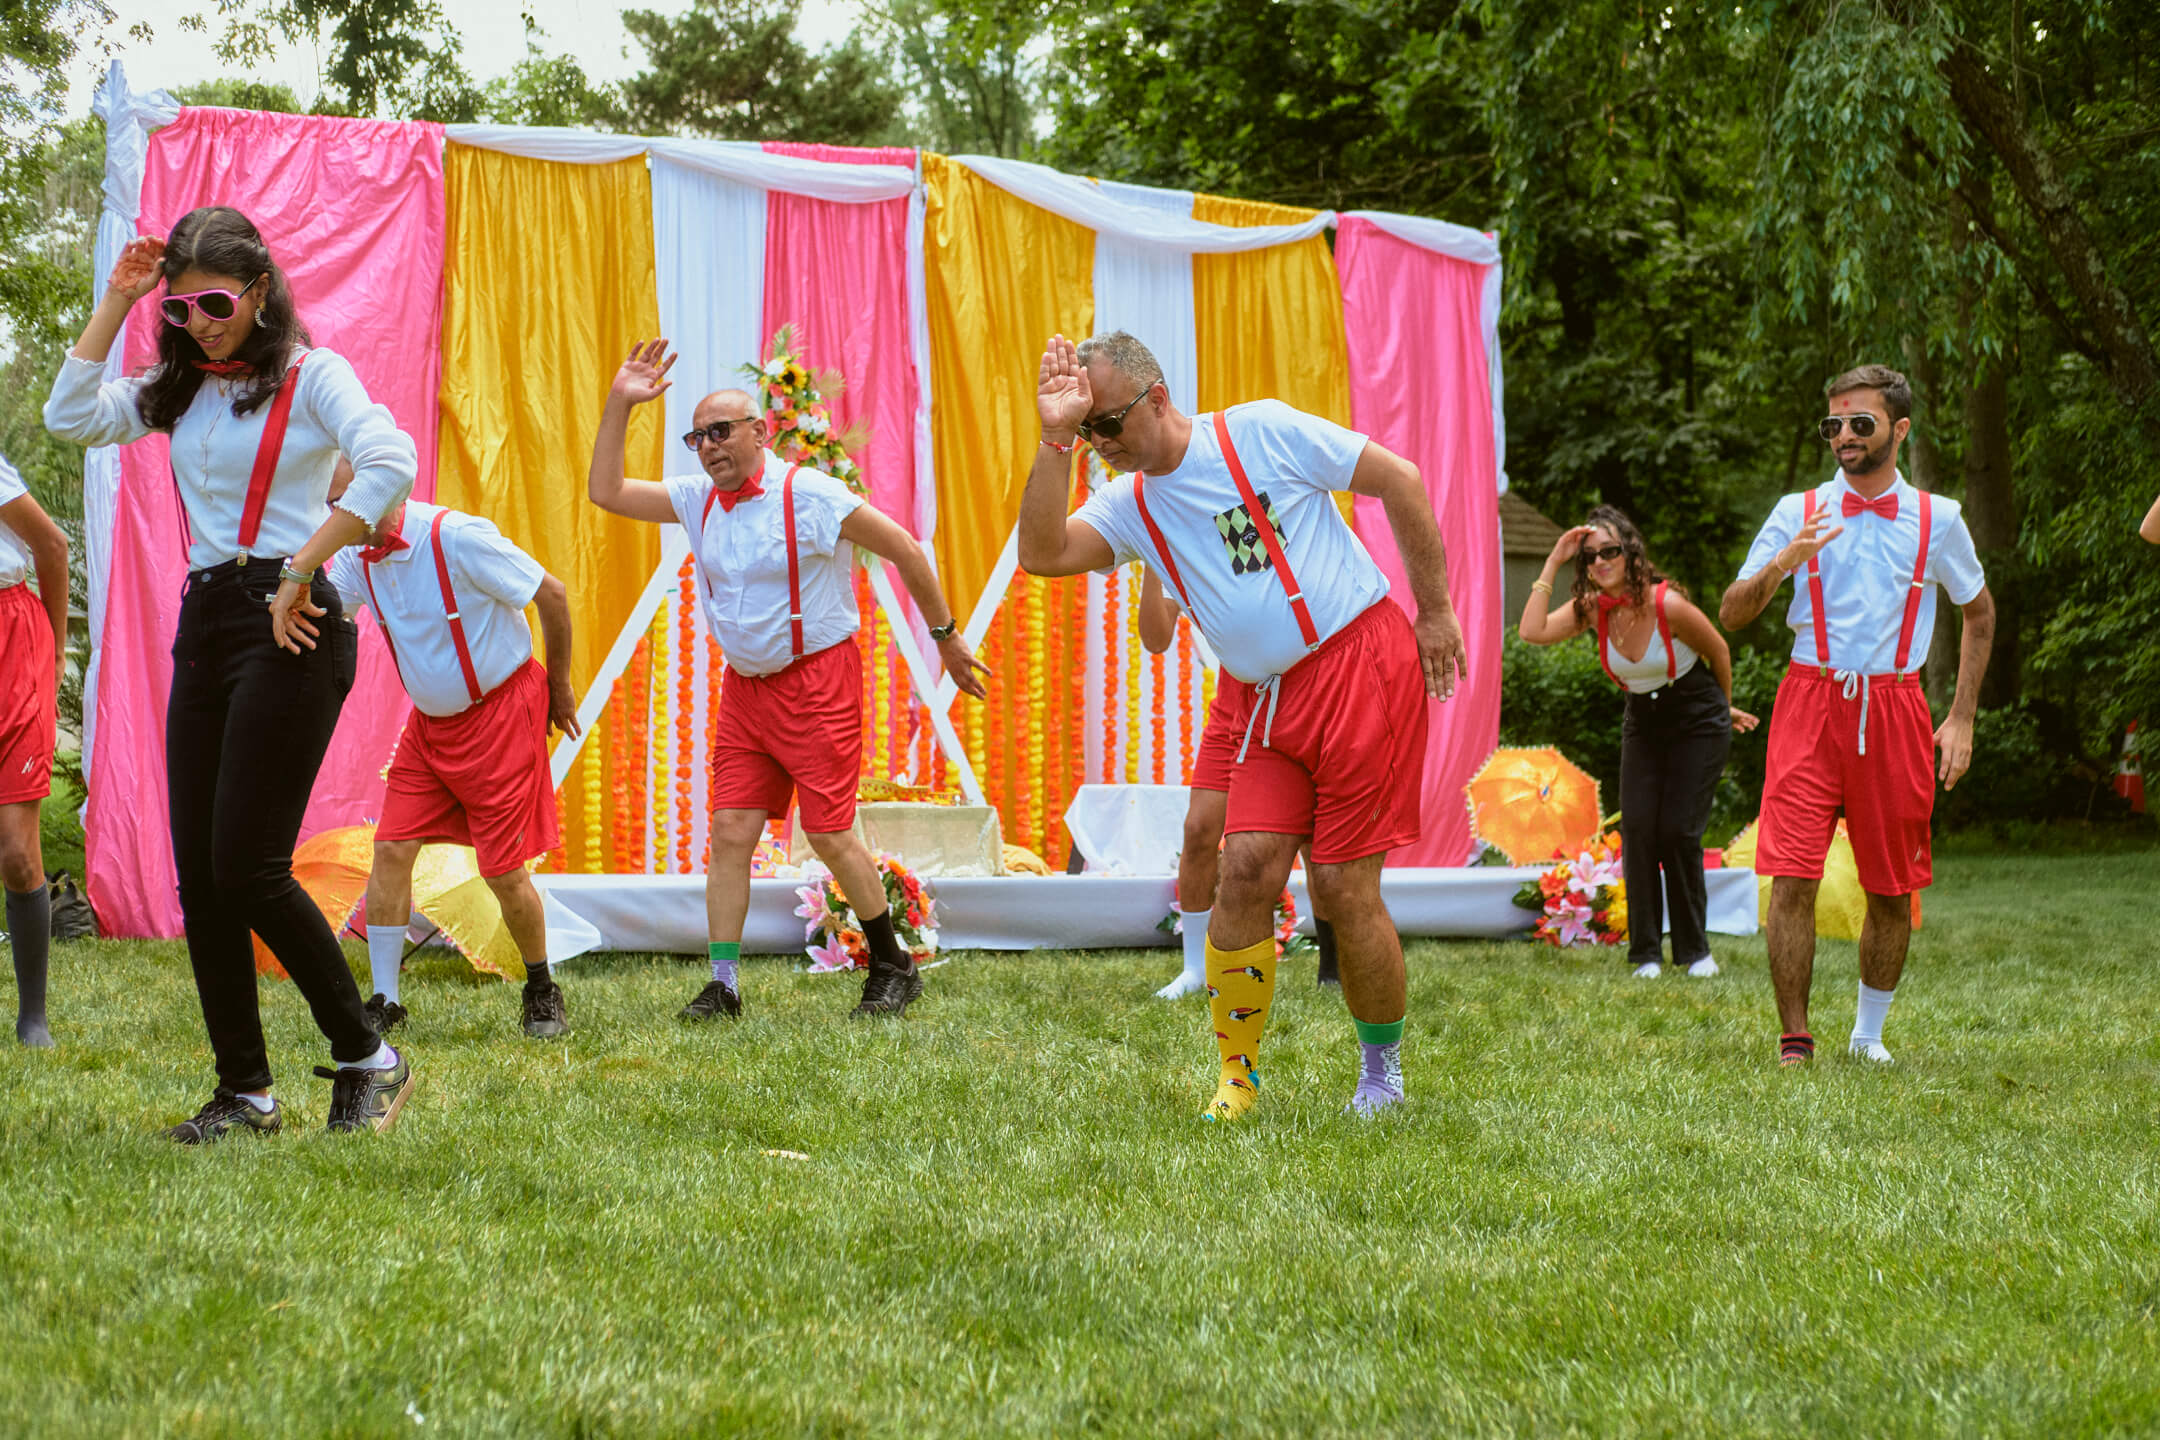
left=165, top=1088, right=281, bottom=1144
left=364, top=993, right=408, bottom=1035
left=521, top=980, right=569, bottom=1038
left=315, top=1052, right=415, bottom=1134
left=679, top=980, right=742, bottom=1021
left=850, top=953, right=924, bottom=1018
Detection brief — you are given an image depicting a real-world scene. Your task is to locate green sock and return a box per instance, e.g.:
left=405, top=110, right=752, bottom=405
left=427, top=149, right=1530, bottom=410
left=709, top=942, right=740, bottom=989
left=1353, top=1017, right=1405, bottom=1046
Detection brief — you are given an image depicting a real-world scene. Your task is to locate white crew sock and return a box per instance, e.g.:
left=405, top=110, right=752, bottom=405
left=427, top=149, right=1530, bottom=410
left=1155, top=907, right=1211, bottom=1000
left=340, top=1040, right=398, bottom=1072
left=366, top=925, right=405, bottom=1004
left=238, top=1091, right=275, bottom=1113
left=1851, top=981, right=1896, bottom=1045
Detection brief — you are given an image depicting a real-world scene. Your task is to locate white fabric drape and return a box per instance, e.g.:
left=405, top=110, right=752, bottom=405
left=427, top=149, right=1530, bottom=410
left=444, top=126, right=914, bottom=203
left=80, top=61, right=179, bottom=782
left=953, top=156, right=1335, bottom=253
left=906, top=157, right=939, bottom=548
left=650, top=156, right=767, bottom=443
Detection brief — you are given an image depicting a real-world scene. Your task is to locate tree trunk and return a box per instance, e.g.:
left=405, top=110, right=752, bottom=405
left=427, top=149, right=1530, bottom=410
left=1962, top=358, right=2020, bottom=706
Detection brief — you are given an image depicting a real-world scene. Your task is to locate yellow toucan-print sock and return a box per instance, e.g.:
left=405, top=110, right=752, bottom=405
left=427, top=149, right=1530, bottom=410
left=1203, top=935, right=1276, bottom=1121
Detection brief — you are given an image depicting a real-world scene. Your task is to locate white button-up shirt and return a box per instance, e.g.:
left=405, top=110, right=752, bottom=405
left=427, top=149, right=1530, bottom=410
left=329, top=500, right=547, bottom=717
left=44, top=348, right=415, bottom=570
left=0, top=455, right=32, bottom=590
left=663, top=452, right=864, bottom=677
left=1739, top=471, right=1986, bottom=674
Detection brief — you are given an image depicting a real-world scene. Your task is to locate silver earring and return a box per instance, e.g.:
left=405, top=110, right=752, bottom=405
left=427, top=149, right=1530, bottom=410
left=254, top=308, right=267, bottom=329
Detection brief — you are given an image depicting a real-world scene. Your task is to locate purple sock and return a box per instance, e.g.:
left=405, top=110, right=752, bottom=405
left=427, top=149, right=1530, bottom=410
left=1349, top=1017, right=1405, bottom=1116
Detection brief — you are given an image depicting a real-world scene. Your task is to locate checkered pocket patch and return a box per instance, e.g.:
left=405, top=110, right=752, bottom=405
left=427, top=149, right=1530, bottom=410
left=1214, top=491, right=1283, bottom=576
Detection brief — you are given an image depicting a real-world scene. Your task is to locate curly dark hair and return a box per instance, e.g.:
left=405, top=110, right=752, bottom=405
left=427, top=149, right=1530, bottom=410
left=1569, top=504, right=1669, bottom=625
left=135, top=207, right=310, bottom=432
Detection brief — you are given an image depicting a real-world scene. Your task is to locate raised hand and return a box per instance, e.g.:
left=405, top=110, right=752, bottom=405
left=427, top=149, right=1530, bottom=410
left=1549, top=524, right=1595, bottom=566
left=1037, top=334, right=1092, bottom=441
left=107, top=236, right=166, bottom=304
left=1777, top=510, right=1845, bottom=574
left=611, top=339, right=676, bottom=408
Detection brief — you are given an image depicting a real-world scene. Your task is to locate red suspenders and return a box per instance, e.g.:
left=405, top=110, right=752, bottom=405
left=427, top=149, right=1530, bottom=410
left=1800, top=487, right=1932, bottom=673
left=1596, top=580, right=1676, bottom=690
left=236, top=355, right=305, bottom=550
left=700, top=465, right=805, bottom=661
left=363, top=507, right=485, bottom=706
left=1130, top=411, right=1321, bottom=653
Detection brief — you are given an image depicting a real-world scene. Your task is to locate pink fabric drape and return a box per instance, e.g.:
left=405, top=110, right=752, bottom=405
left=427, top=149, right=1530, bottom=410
left=90, top=108, right=445, bottom=936
left=759, top=142, right=919, bottom=533
left=1336, top=216, right=1502, bottom=867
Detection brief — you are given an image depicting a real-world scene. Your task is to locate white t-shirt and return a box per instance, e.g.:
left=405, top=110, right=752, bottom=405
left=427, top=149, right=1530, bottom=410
left=43, top=348, right=416, bottom=570
left=1738, top=472, right=1986, bottom=674
left=1072, top=400, right=1387, bottom=684
left=0, top=456, right=32, bottom=590
left=663, top=452, right=865, bottom=677
left=329, top=500, right=547, bottom=717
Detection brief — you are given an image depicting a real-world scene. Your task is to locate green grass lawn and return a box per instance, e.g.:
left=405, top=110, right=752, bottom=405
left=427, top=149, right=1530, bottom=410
left=3, top=849, right=2158, bottom=1437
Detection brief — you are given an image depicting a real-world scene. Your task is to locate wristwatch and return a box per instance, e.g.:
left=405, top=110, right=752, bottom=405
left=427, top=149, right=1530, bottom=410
left=928, top=620, right=959, bottom=641
left=279, top=560, right=316, bottom=586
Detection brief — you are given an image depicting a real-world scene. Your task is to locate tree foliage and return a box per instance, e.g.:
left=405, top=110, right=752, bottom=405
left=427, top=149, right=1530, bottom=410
left=612, top=0, right=903, bottom=143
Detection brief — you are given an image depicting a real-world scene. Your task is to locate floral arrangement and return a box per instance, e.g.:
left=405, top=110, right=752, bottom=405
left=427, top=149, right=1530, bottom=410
left=1159, top=888, right=1311, bottom=958
left=795, top=852, right=938, bottom=972
left=742, top=324, right=870, bottom=497
left=1512, top=831, right=1628, bottom=948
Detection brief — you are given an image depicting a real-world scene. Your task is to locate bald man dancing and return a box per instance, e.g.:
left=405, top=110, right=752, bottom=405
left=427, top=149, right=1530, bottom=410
left=589, top=341, right=988, bottom=1019
left=1020, top=331, right=1466, bottom=1120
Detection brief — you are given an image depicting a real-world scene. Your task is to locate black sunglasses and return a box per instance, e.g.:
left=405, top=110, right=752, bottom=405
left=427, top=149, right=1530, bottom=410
left=1818, top=414, right=1881, bottom=440
left=682, top=418, right=758, bottom=450
left=1584, top=544, right=1626, bottom=563
left=1078, top=388, right=1152, bottom=443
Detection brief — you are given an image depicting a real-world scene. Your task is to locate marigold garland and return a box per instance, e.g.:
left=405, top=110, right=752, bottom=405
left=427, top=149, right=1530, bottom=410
left=703, top=634, right=723, bottom=870
left=870, top=596, right=892, bottom=780
left=675, top=559, right=696, bottom=874
left=985, top=603, right=1008, bottom=830
left=1176, top=617, right=1196, bottom=780
left=580, top=709, right=603, bottom=874
left=1149, top=643, right=1167, bottom=785
left=1063, top=576, right=1086, bottom=866
left=607, top=679, right=629, bottom=872
left=648, top=605, right=670, bottom=873
left=856, top=569, right=875, bottom=760
left=1099, top=569, right=1119, bottom=784
left=1011, top=571, right=1037, bottom=854
left=627, top=635, right=650, bottom=871
left=1123, top=567, right=1142, bottom=785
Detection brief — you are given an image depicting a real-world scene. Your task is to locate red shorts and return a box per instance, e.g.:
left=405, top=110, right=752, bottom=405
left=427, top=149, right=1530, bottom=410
left=1757, top=664, right=1935, bottom=896
left=709, top=640, right=863, bottom=834
left=0, top=584, right=56, bottom=806
left=1221, top=600, right=1426, bottom=864
left=377, top=658, right=559, bottom=876
left=1189, top=677, right=1250, bottom=794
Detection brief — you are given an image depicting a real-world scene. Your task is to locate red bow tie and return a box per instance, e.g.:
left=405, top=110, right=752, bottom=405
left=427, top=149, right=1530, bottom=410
left=193, top=359, right=254, bottom=377
left=1597, top=593, right=1635, bottom=614
left=359, top=533, right=410, bottom=564
left=1842, top=490, right=1899, bottom=520
left=712, top=478, right=765, bottom=512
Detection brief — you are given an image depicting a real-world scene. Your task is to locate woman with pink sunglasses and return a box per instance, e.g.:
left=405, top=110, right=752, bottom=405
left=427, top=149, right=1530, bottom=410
left=44, top=205, right=418, bottom=1142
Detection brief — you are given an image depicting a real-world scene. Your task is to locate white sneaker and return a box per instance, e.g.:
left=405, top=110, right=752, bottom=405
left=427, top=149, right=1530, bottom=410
left=1848, top=1038, right=1895, bottom=1065
left=1154, top=970, right=1206, bottom=1001
left=1632, top=961, right=1662, bottom=978
left=1686, top=956, right=1720, bottom=978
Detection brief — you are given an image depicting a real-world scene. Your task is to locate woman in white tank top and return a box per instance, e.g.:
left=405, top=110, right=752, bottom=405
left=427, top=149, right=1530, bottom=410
left=1518, top=506, right=1758, bottom=979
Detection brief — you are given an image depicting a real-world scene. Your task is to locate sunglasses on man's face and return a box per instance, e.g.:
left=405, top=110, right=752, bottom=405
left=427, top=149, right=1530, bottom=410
left=1818, top=413, right=1882, bottom=440
left=1077, top=387, right=1152, bottom=443
left=1584, top=544, right=1626, bottom=564
left=682, top=418, right=757, bottom=451
left=160, top=277, right=263, bottom=328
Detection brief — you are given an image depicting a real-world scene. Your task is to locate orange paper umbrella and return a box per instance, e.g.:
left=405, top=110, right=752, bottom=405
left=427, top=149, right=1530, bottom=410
left=253, top=823, right=376, bottom=980
left=1464, top=747, right=1603, bottom=866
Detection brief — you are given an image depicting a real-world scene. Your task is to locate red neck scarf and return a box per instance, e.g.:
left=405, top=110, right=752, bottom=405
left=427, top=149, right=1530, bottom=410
left=711, top=477, right=765, bottom=512
left=1596, top=592, right=1638, bottom=614
left=359, top=506, right=411, bottom=564
left=193, top=359, right=254, bottom=377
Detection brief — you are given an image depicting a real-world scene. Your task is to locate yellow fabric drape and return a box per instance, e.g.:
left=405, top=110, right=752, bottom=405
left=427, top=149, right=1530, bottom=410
left=1192, top=194, right=1356, bottom=523
left=438, top=145, right=665, bottom=868
left=921, top=153, right=1095, bottom=621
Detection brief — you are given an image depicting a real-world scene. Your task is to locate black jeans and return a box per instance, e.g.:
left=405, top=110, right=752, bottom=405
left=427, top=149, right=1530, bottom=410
left=1619, top=663, right=1732, bottom=967
left=168, top=560, right=374, bottom=1092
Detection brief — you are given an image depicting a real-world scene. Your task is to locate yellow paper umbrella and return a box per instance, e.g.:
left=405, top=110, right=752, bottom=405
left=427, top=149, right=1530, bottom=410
left=1723, top=819, right=1922, bottom=940
left=1464, top=747, right=1604, bottom=866
left=253, top=823, right=376, bottom=980
left=409, top=844, right=527, bottom=981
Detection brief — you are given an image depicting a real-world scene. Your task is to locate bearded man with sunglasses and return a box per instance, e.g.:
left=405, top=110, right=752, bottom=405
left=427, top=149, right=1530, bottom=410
left=1720, top=364, right=1993, bottom=1069
left=1018, top=331, right=1467, bottom=1122
left=588, top=340, right=989, bottom=1020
